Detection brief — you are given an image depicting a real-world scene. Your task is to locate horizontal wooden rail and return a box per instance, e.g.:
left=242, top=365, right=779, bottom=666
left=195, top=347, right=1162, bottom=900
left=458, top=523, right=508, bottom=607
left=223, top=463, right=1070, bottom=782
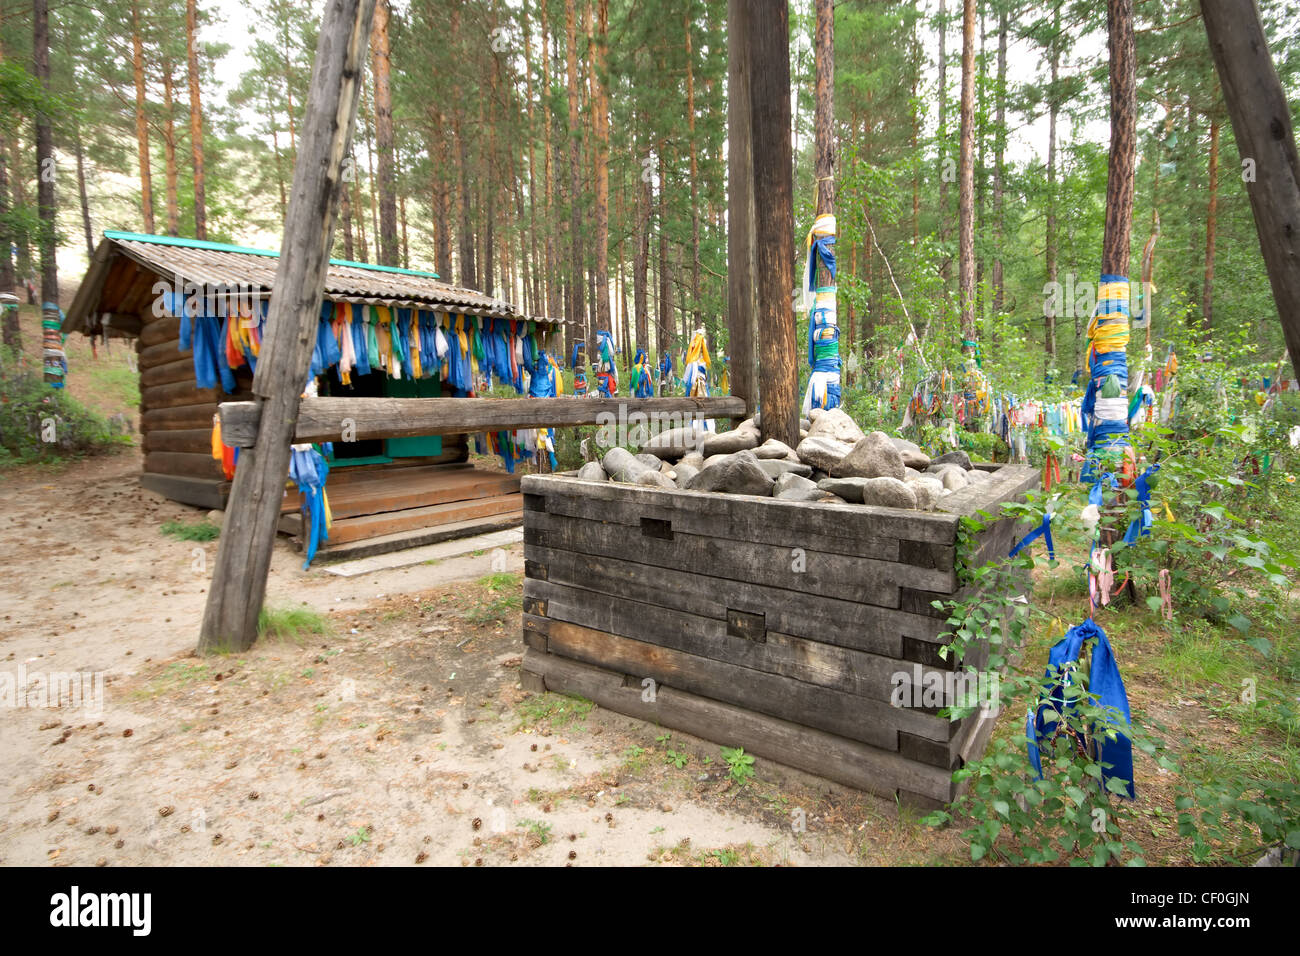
left=218, top=395, right=747, bottom=447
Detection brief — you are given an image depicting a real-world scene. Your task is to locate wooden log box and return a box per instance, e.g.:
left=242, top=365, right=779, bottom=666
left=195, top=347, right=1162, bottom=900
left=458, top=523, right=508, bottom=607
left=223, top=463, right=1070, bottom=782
left=519, top=463, right=1040, bottom=808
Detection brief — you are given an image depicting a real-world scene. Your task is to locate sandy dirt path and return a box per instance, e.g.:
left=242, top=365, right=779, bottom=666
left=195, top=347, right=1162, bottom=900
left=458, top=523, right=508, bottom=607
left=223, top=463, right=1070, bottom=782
left=0, top=453, right=950, bottom=866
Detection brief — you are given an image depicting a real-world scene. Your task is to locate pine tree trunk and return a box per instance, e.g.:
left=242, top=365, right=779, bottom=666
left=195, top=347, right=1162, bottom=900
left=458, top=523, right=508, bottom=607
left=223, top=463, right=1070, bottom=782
left=186, top=0, right=206, bottom=239
left=657, top=145, right=672, bottom=356
left=957, top=0, right=976, bottom=353
left=685, top=9, right=701, bottom=332
left=371, top=0, right=398, bottom=266
left=565, top=0, right=585, bottom=339
left=937, top=0, right=949, bottom=313
left=634, top=121, right=651, bottom=355
left=592, top=0, right=611, bottom=338
left=131, top=0, right=154, bottom=233
left=726, top=0, right=756, bottom=415
left=162, top=62, right=180, bottom=237
left=1045, top=2, right=1059, bottom=362
left=73, top=121, right=94, bottom=256
left=1203, top=117, right=1219, bottom=330
left=1101, top=0, right=1136, bottom=278
left=992, top=9, right=1006, bottom=317
left=34, top=0, right=56, bottom=309
left=813, top=0, right=834, bottom=217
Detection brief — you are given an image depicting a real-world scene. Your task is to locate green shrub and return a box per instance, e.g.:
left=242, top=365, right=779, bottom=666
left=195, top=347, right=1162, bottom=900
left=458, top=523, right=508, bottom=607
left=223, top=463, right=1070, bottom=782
left=0, top=355, right=129, bottom=464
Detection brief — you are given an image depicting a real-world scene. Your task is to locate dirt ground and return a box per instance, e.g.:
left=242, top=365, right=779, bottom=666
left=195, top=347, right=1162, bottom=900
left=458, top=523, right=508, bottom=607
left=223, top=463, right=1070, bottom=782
left=0, top=449, right=968, bottom=867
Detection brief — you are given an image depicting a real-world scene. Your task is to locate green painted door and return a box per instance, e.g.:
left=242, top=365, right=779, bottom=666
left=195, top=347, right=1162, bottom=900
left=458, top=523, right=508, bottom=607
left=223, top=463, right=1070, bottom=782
left=384, top=376, right=443, bottom=458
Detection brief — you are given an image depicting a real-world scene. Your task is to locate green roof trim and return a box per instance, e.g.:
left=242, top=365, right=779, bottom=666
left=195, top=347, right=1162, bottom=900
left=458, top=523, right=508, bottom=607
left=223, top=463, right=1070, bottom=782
left=101, top=230, right=441, bottom=280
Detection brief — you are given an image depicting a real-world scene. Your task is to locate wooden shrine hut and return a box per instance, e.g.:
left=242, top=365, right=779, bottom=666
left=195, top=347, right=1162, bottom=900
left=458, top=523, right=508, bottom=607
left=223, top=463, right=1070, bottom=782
left=62, top=231, right=571, bottom=559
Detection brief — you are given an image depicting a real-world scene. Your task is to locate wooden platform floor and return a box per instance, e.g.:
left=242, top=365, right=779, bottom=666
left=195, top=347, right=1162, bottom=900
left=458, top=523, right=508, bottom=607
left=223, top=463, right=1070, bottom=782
left=278, top=461, right=524, bottom=559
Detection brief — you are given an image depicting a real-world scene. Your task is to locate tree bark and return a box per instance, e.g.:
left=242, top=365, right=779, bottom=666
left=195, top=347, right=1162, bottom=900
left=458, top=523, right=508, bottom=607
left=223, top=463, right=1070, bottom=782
left=131, top=0, right=154, bottom=234
left=1203, top=116, right=1219, bottom=330
left=1045, top=1, right=1060, bottom=362
left=727, top=0, right=756, bottom=417
left=747, top=0, right=798, bottom=449
left=370, top=0, right=398, bottom=266
left=565, top=0, right=585, bottom=339
left=813, top=0, right=834, bottom=216
left=33, top=0, right=56, bottom=308
left=957, top=0, right=976, bottom=353
left=992, top=9, right=1006, bottom=317
left=1101, top=0, right=1136, bottom=277
left=593, top=0, right=611, bottom=338
left=186, top=0, right=207, bottom=239
left=162, top=61, right=180, bottom=236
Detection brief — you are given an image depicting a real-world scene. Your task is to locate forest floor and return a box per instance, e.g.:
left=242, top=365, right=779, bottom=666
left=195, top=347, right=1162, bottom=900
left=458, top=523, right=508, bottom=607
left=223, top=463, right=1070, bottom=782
left=1, top=307, right=1292, bottom=867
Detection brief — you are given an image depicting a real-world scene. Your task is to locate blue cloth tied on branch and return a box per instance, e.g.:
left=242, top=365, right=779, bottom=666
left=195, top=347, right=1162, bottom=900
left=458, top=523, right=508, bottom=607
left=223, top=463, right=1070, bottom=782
left=1026, top=618, right=1135, bottom=799
left=1123, top=462, right=1161, bottom=545
left=1009, top=511, right=1056, bottom=561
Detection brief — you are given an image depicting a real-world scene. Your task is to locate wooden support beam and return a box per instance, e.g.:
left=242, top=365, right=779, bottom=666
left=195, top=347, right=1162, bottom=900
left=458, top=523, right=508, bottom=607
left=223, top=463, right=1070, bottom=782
left=1201, top=0, right=1300, bottom=383
left=198, top=0, right=377, bottom=654
left=219, top=395, right=747, bottom=447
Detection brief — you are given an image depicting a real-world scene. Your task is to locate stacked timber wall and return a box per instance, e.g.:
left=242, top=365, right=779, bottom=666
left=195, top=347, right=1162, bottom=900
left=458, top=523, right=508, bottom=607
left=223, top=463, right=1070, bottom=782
left=519, top=463, right=1040, bottom=809
left=137, top=311, right=254, bottom=508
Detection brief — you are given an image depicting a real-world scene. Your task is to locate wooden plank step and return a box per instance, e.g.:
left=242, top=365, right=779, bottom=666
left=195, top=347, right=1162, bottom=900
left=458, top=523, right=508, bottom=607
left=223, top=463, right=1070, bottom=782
left=324, top=460, right=474, bottom=487
left=284, top=492, right=524, bottom=545
left=280, top=465, right=519, bottom=516
left=307, top=510, right=525, bottom=563
left=285, top=471, right=521, bottom=519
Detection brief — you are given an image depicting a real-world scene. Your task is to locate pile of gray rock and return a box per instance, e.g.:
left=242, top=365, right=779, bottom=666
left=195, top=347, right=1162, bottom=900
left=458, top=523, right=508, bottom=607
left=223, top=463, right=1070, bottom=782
left=572, top=407, right=994, bottom=512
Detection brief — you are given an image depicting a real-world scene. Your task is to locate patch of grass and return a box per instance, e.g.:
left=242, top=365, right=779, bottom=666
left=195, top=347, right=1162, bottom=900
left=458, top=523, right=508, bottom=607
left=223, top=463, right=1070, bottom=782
left=347, top=826, right=371, bottom=847
left=622, top=744, right=648, bottom=775
left=86, top=360, right=140, bottom=410
left=258, top=605, right=332, bottom=644
left=133, top=661, right=211, bottom=699
left=516, top=818, right=552, bottom=845
left=515, top=692, right=594, bottom=730
left=160, top=519, right=221, bottom=542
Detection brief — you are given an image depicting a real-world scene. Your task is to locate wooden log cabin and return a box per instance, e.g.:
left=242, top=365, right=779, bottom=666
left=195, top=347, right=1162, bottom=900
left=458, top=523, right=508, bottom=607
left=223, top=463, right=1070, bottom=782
left=62, top=231, right=571, bottom=559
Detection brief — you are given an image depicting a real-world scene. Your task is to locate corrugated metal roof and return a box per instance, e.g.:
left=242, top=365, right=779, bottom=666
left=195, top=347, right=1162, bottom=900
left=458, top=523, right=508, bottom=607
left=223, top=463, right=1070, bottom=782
left=63, top=232, right=572, bottom=334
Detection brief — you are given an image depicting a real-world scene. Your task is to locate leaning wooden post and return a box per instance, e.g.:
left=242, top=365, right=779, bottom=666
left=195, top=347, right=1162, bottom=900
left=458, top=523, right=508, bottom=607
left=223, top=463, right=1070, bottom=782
left=1201, top=0, right=1300, bottom=384
left=726, top=0, right=757, bottom=420
left=198, top=0, right=378, bottom=654
left=747, top=0, right=799, bottom=449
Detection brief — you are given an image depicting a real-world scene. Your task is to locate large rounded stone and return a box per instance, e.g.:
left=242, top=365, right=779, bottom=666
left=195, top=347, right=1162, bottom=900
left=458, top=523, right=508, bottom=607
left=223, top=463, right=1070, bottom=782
left=906, top=475, right=944, bottom=511
left=636, top=470, right=677, bottom=489
left=756, top=458, right=813, bottom=479
left=772, top=472, right=818, bottom=497
left=932, top=449, right=973, bottom=470
left=816, top=477, right=868, bottom=502
left=805, top=407, right=865, bottom=445
left=602, top=446, right=650, bottom=482
left=753, top=438, right=797, bottom=460
left=701, top=427, right=760, bottom=457
left=965, top=467, right=992, bottom=484
left=636, top=453, right=663, bottom=471
left=671, top=463, right=700, bottom=485
left=831, top=431, right=906, bottom=481
left=796, top=435, right=854, bottom=472
left=641, top=425, right=708, bottom=460
left=858, top=476, right=918, bottom=509
left=890, top=437, right=931, bottom=470
left=684, top=449, right=775, bottom=496
left=576, top=461, right=608, bottom=482
left=939, top=468, right=969, bottom=491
